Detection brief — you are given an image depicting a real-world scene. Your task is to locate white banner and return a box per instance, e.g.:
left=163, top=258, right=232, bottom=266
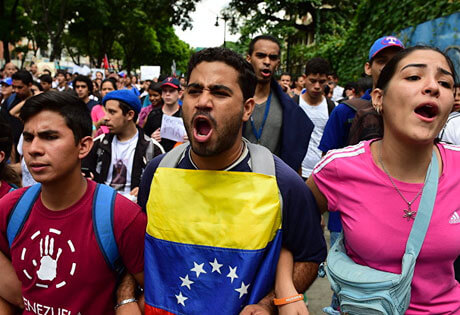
left=140, top=66, right=161, bottom=81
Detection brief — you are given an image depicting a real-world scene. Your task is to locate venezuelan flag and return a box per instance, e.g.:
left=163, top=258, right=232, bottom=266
left=145, top=167, right=282, bottom=315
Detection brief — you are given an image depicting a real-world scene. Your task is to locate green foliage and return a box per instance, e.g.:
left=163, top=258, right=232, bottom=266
left=329, top=0, right=460, bottom=82
left=5, top=0, right=199, bottom=72
left=0, top=0, right=32, bottom=60
left=227, top=0, right=460, bottom=83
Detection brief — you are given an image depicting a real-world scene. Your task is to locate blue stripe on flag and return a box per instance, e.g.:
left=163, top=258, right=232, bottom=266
left=144, top=231, right=282, bottom=314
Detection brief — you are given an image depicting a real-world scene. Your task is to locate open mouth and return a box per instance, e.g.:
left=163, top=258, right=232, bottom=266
left=261, top=69, right=272, bottom=77
left=193, top=117, right=213, bottom=142
left=414, top=103, right=438, bottom=120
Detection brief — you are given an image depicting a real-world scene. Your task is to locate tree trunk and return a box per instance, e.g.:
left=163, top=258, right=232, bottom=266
left=3, top=41, right=10, bottom=62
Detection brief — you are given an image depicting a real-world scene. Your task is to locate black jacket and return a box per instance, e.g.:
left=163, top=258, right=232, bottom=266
left=82, top=127, right=163, bottom=190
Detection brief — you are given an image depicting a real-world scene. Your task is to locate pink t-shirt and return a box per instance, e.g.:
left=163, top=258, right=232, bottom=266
left=91, top=104, right=109, bottom=135
left=0, top=180, right=146, bottom=315
left=313, top=140, right=460, bottom=314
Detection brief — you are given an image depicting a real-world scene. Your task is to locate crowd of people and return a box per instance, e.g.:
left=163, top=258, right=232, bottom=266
left=0, top=32, right=457, bottom=315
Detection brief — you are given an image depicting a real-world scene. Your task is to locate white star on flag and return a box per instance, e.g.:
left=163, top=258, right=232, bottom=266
left=190, top=262, right=207, bottom=278
left=175, top=291, right=188, bottom=306
left=235, top=281, right=250, bottom=298
left=209, top=258, right=223, bottom=274
left=179, top=274, right=194, bottom=290
left=227, top=266, right=239, bottom=283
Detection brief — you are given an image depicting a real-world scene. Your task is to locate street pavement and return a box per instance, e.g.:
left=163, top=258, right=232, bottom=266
left=305, top=230, right=333, bottom=315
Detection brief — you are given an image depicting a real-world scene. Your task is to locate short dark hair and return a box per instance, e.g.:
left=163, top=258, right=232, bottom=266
left=356, top=76, right=372, bottom=94
left=102, top=78, right=117, bottom=90
left=73, top=75, right=93, bottom=94
left=376, top=46, right=457, bottom=91
left=39, top=74, right=53, bottom=84
left=32, top=81, right=43, bottom=91
left=12, top=70, right=33, bottom=85
left=148, top=82, right=162, bottom=93
left=248, top=35, right=281, bottom=56
left=305, top=57, right=331, bottom=76
left=19, top=91, right=92, bottom=145
left=280, top=72, right=292, bottom=79
left=56, top=70, right=66, bottom=77
left=186, top=47, right=257, bottom=102
left=115, top=100, right=138, bottom=123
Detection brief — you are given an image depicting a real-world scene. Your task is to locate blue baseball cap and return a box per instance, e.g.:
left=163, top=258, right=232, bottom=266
left=369, top=36, right=404, bottom=61
left=0, top=77, right=12, bottom=86
left=103, top=89, right=142, bottom=113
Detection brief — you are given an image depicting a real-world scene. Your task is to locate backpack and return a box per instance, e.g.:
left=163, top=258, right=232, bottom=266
left=292, top=94, right=336, bottom=116
left=343, top=98, right=383, bottom=145
left=6, top=183, right=124, bottom=275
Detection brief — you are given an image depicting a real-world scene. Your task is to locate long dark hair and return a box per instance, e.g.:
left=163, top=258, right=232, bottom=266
left=0, top=117, right=21, bottom=187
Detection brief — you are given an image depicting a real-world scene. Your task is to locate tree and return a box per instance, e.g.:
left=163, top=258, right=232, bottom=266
left=0, top=0, right=31, bottom=61
left=225, top=0, right=359, bottom=74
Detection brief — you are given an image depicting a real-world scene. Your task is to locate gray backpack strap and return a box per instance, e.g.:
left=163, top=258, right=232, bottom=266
left=245, top=140, right=283, bottom=220
left=245, top=141, right=276, bottom=176
left=158, top=143, right=190, bottom=168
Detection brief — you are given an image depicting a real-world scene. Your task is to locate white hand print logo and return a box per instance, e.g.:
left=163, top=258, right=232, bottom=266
left=21, top=228, right=77, bottom=289
left=36, top=235, right=62, bottom=281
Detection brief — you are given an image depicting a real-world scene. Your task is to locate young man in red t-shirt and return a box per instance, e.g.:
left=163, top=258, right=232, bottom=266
left=0, top=91, right=145, bottom=314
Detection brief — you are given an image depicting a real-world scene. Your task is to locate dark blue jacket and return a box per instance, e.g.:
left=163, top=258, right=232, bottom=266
left=270, top=80, right=314, bottom=172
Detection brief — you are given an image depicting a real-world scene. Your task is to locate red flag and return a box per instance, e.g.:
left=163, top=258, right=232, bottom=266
left=103, top=54, right=109, bottom=70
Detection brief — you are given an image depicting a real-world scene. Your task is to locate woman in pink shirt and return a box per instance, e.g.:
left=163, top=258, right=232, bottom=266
left=308, top=46, right=459, bottom=314
left=91, top=79, right=117, bottom=136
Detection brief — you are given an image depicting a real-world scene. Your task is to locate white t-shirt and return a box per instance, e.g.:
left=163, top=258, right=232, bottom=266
left=440, top=112, right=460, bottom=145
left=299, top=96, right=328, bottom=178
left=106, top=131, right=138, bottom=197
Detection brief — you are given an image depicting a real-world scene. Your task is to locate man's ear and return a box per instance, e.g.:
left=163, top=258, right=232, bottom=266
left=0, top=151, right=5, bottom=164
left=126, top=109, right=135, bottom=121
left=242, top=98, right=255, bottom=122
left=78, top=136, right=94, bottom=160
left=364, top=62, right=372, bottom=76
left=246, top=54, right=251, bottom=62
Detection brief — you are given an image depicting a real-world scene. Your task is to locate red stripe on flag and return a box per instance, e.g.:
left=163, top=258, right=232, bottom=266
left=145, top=304, right=176, bottom=315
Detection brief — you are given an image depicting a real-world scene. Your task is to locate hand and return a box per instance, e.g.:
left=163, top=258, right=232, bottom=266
left=130, top=187, right=139, bottom=197
left=240, top=303, right=272, bottom=315
left=278, top=300, right=309, bottom=315
left=151, top=128, right=161, bottom=142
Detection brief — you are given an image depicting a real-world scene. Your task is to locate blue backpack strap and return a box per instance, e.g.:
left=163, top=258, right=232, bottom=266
left=92, top=184, right=124, bottom=275
left=6, top=184, right=42, bottom=247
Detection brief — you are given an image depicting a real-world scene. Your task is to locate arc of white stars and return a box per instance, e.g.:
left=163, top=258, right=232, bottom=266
left=190, top=261, right=207, bottom=278
left=227, top=266, right=239, bottom=283
left=175, top=291, right=188, bottom=307
left=235, top=281, right=250, bottom=298
left=209, top=258, right=223, bottom=274
left=179, top=274, right=194, bottom=290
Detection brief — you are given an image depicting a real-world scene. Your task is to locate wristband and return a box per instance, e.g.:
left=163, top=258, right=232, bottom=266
left=114, top=298, right=138, bottom=310
left=273, top=294, right=304, bottom=306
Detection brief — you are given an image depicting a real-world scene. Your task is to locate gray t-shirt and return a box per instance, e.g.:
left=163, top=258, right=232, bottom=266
left=244, top=92, right=283, bottom=156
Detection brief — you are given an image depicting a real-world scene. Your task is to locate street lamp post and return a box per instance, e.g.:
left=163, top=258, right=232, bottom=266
left=215, top=14, right=230, bottom=48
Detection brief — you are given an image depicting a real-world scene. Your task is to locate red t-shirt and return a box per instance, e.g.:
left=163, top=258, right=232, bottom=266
left=0, top=179, right=146, bottom=315
left=0, top=180, right=12, bottom=199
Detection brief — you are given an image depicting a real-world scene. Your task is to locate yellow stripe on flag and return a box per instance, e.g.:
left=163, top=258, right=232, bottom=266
left=146, top=167, right=282, bottom=250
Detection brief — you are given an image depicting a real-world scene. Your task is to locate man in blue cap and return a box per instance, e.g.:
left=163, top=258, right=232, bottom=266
left=83, top=89, right=163, bottom=200
left=318, top=35, right=404, bottom=315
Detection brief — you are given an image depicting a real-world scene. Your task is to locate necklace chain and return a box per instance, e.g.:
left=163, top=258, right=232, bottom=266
left=378, top=142, right=432, bottom=220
